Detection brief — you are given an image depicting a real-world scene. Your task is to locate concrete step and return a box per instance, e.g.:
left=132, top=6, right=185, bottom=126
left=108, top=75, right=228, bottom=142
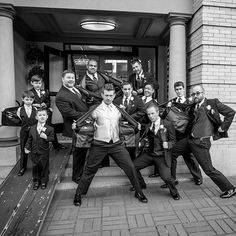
left=64, top=155, right=190, bottom=178
left=57, top=173, right=192, bottom=191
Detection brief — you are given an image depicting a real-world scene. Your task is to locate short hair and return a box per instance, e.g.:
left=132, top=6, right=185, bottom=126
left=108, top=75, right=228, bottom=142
left=130, top=58, right=142, bottom=65
left=22, top=90, right=35, bottom=99
left=31, top=74, right=43, bottom=83
left=36, top=107, right=48, bottom=115
left=121, top=81, right=133, bottom=88
left=144, top=82, right=154, bottom=89
left=87, top=59, right=98, bottom=65
left=174, top=81, right=185, bottom=89
left=146, top=101, right=159, bottom=112
left=62, top=69, right=75, bottom=78
left=102, top=83, right=115, bottom=93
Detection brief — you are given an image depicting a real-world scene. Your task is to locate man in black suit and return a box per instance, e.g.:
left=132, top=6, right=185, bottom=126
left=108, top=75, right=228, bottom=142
left=141, top=82, right=160, bottom=178
left=131, top=103, right=180, bottom=200
left=79, top=59, right=105, bottom=104
left=56, top=70, right=89, bottom=184
left=114, top=81, right=145, bottom=160
left=161, top=81, right=202, bottom=188
left=180, top=85, right=235, bottom=198
left=73, top=83, right=148, bottom=206
left=129, top=59, right=155, bottom=96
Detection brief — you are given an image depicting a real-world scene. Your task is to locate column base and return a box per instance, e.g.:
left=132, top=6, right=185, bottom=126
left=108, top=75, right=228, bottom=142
left=0, top=137, right=19, bottom=147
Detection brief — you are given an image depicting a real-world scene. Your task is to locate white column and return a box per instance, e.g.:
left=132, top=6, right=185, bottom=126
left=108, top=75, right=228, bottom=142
left=0, top=6, right=17, bottom=142
left=168, top=14, right=189, bottom=99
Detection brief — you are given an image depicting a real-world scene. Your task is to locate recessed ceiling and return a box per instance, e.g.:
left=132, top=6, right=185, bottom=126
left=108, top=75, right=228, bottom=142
left=14, top=7, right=170, bottom=46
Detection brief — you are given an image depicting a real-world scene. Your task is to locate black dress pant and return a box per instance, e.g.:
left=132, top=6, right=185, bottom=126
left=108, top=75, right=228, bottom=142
left=76, top=140, right=142, bottom=195
left=133, top=153, right=178, bottom=196
left=72, top=148, right=88, bottom=181
left=172, top=138, right=202, bottom=181
left=188, top=137, right=234, bottom=192
left=20, top=128, right=30, bottom=169
left=31, top=153, right=49, bottom=184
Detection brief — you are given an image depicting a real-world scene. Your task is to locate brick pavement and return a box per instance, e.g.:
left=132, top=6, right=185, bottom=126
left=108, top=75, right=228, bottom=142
left=40, top=176, right=236, bottom=236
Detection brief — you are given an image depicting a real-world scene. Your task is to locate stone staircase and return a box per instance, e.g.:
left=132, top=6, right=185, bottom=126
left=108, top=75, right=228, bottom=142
left=57, top=154, right=193, bottom=191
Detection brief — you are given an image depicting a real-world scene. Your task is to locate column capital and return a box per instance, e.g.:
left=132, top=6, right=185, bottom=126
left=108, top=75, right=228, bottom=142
left=0, top=4, right=15, bottom=19
left=168, top=12, right=192, bottom=26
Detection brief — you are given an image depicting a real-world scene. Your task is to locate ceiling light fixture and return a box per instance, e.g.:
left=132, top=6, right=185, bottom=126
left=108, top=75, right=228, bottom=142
left=80, top=21, right=116, bottom=31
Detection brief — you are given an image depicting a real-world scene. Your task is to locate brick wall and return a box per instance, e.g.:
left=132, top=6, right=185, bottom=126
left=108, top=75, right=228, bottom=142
left=187, top=0, right=236, bottom=175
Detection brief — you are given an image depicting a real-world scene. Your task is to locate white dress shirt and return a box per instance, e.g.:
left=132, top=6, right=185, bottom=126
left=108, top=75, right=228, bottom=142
left=142, top=96, right=152, bottom=104
left=92, top=102, right=121, bottom=143
left=37, top=122, right=46, bottom=134
left=86, top=71, right=98, bottom=81
left=177, top=96, right=186, bottom=104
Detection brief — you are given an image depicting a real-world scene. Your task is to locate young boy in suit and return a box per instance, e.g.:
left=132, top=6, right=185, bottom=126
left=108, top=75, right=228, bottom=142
left=17, top=90, right=38, bottom=176
left=30, top=74, right=66, bottom=150
left=25, top=108, right=54, bottom=190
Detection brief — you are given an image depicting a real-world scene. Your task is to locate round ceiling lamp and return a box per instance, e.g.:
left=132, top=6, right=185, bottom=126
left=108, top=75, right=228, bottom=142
left=80, top=21, right=116, bottom=31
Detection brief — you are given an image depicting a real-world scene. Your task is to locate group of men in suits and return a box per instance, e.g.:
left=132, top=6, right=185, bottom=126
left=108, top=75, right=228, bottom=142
left=55, top=58, right=236, bottom=207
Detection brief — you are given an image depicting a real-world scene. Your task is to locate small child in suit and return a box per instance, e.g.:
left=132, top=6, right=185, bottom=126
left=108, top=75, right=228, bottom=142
left=17, top=90, right=38, bottom=176
left=30, top=74, right=66, bottom=150
left=25, top=108, right=54, bottom=190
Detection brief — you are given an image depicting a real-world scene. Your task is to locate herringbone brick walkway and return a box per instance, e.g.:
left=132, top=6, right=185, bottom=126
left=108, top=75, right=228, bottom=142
left=40, top=176, right=236, bottom=236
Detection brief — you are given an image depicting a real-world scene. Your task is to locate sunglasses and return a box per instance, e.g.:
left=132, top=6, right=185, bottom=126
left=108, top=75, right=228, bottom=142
left=191, top=91, right=203, bottom=97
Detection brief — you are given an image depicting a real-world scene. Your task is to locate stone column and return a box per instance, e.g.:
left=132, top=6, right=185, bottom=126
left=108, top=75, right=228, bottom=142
left=0, top=5, right=17, bottom=144
left=168, top=13, right=190, bottom=99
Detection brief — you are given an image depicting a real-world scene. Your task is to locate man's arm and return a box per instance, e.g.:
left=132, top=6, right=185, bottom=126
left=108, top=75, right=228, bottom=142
left=215, top=98, right=235, bottom=131
left=56, top=96, right=85, bottom=120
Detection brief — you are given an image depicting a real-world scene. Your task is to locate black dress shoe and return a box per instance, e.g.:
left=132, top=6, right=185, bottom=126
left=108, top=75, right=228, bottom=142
left=33, top=182, right=40, bottom=190
left=17, top=168, right=26, bottom=176
left=161, top=180, right=179, bottom=189
left=135, top=192, right=148, bottom=203
left=129, top=185, right=147, bottom=191
left=148, top=173, right=160, bottom=178
left=220, top=188, right=236, bottom=198
left=41, top=183, right=47, bottom=190
left=172, top=193, right=180, bottom=200
left=73, top=194, right=82, bottom=206
left=194, top=179, right=202, bottom=185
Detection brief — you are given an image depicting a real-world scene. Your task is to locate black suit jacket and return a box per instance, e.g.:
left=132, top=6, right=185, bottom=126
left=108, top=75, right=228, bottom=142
left=128, top=72, right=154, bottom=95
left=140, top=119, right=176, bottom=167
left=114, top=95, right=145, bottom=122
left=30, top=88, right=50, bottom=108
left=189, top=98, right=235, bottom=140
left=25, top=124, right=54, bottom=155
left=55, top=86, right=89, bottom=137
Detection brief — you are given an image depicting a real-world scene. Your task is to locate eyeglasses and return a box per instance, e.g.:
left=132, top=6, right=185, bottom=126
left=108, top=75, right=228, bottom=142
left=191, top=91, right=203, bottom=97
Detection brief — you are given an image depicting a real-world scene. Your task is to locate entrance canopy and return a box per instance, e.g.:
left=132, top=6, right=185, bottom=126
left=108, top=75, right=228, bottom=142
left=2, top=0, right=193, bottom=45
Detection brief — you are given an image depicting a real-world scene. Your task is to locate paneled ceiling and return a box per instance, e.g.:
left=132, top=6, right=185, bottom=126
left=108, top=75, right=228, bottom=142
left=14, top=7, right=170, bottom=46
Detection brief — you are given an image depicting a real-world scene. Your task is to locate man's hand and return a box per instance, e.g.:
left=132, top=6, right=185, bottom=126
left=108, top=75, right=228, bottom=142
left=25, top=148, right=30, bottom=154
left=218, top=127, right=224, bottom=132
left=163, top=142, right=168, bottom=149
left=119, top=104, right=126, bottom=110
left=40, top=132, right=47, bottom=139
left=72, top=120, right=76, bottom=130
left=167, top=101, right=172, bottom=107
left=132, top=91, right=138, bottom=96
left=137, top=88, right=143, bottom=94
left=137, top=123, right=141, bottom=131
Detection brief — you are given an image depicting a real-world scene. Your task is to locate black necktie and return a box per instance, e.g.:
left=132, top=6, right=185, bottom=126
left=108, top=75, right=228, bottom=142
left=124, top=97, right=128, bottom=108
left=152, top=123, right=155, bottom=134
left=143, top=97, right=147, bottom=104
left=73, top=88, right=81, bottom=98
left=93, top=75, right=98, bottom=82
